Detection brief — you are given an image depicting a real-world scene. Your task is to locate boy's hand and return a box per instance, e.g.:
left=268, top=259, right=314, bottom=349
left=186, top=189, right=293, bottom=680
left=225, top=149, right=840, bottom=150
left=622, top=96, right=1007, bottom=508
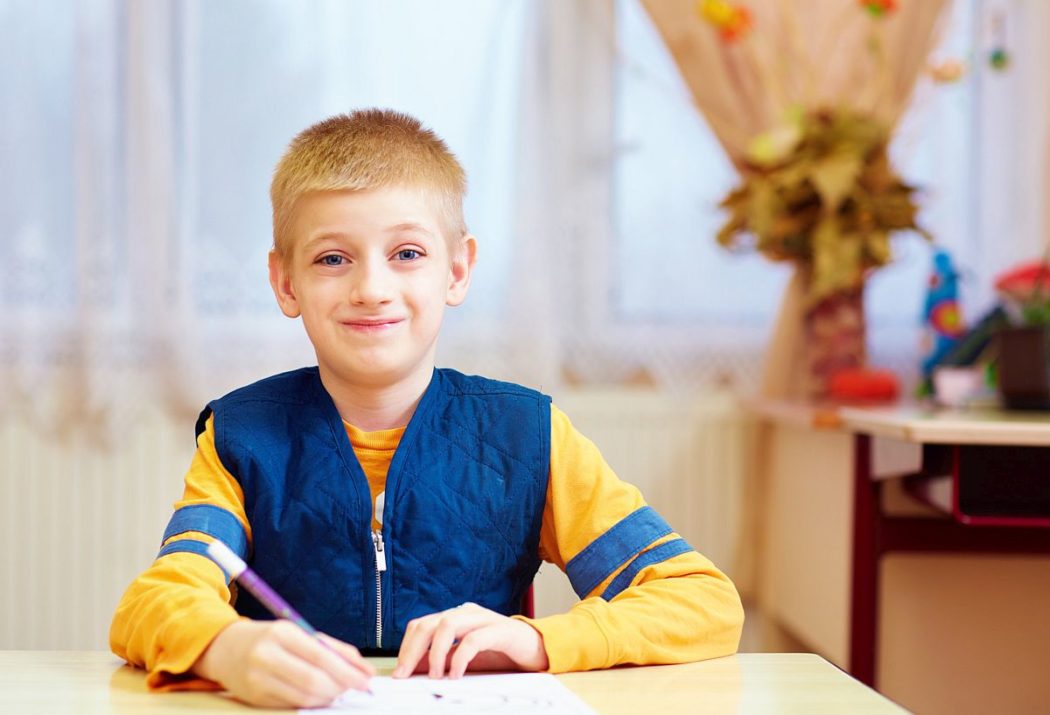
left=392, top=602, right=549, bottom=679
left=192, top=619, right=374, bottom=708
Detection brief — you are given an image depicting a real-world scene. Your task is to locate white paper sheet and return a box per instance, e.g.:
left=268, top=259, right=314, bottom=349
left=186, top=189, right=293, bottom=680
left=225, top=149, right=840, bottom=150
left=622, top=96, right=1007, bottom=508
left=306, top=673, right=596, bottom=714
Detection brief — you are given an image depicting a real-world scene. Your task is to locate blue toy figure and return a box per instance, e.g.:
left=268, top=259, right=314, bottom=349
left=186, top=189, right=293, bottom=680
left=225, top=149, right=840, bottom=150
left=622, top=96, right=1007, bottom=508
left=920, top=248, right=966, bottom=382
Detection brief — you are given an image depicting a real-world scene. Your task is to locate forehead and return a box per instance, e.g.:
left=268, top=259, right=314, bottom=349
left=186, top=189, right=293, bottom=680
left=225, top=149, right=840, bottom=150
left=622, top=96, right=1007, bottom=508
left=290, top=186, right=446, bottom=245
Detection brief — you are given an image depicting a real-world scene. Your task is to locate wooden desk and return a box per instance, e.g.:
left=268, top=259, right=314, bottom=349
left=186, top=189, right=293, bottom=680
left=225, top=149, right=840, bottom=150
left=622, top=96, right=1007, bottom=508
left=837, top=406, right=1050, bottom=687
left=0, top=651, right=903, bottom=714
left=839, top=405, right=1050, bottom=447
left=753, top=401, right=1050, bottom=713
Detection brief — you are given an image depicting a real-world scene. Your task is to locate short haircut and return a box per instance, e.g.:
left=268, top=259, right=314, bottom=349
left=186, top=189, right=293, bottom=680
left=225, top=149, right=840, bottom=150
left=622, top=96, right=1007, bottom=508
left=270, top=109, right=467, bottom=260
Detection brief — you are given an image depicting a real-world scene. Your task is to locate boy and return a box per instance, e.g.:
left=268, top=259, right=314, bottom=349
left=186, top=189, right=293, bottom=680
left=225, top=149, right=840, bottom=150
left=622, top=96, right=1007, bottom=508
left=110, top=109, right=744, bottom=709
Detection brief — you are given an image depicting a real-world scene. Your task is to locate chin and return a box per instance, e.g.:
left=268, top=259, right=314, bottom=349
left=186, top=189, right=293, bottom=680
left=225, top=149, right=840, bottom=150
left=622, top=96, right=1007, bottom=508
left=342, top=360, right=415, bottom=387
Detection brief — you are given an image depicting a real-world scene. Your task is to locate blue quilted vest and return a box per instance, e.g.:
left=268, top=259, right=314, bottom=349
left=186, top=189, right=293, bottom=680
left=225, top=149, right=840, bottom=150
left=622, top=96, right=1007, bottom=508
left=183, top=367, right=550, bottom=652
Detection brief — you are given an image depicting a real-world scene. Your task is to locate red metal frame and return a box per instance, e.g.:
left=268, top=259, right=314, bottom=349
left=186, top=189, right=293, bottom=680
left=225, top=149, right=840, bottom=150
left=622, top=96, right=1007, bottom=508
left=848, top=434, right=1050, bottom=688
left=520, top=583, right=535, bottom=619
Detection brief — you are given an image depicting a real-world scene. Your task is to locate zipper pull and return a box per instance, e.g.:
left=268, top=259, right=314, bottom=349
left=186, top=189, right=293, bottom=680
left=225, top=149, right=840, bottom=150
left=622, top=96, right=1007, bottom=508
left=372, top=531, right=387, bottom=572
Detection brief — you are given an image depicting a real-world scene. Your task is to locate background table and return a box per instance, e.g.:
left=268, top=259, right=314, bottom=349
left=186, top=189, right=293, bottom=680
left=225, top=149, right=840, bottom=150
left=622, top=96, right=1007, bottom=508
left=0, top=651, right=904, bottom=714
left=752, top=401, right=1050, bottom=715
left=838, top=406, right=1050, bottom=686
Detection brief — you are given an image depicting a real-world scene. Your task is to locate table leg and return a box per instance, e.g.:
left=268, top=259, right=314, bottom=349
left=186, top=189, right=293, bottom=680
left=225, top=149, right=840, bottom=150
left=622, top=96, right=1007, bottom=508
left=850, top=434, right=878, bottom=687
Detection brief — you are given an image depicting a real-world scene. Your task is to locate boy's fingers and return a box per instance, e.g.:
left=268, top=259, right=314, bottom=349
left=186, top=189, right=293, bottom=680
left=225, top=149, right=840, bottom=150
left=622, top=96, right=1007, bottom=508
left=466, top=649, right=518, bottom=672
left=448, top=627, right=499, bottom=679
left=318, top=634, right=376, bottom=676
left=403, top=641, right=514, bottom=678
left=425, top=611, right=495, bottom=678
left=427, top=618, right=459, bottom=678
left=396, top=610, right=495, bottom=678
left=273, top=651, right=345, bottom=701
left=394, top=614, right=440, bottom=677
left=251, top=648, right=342, bottom=708
left=272, top=624, right=368, bottom=692
left=252, top=673, right=329, bottom=710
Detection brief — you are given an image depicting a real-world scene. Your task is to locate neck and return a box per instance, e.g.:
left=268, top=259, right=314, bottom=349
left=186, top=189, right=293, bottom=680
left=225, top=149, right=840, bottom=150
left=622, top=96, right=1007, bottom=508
left=318, top=364, right=434, bottom=431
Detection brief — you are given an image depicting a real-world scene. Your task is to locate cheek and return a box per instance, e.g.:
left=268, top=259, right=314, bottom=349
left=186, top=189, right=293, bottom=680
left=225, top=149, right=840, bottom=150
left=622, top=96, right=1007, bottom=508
left=411, top=270, right=452, bottom=301
left=298, top=279, right=340, bottom=307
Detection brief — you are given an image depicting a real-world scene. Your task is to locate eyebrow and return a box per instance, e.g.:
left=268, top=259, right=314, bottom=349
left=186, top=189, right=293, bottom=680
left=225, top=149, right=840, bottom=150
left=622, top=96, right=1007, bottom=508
left=301, top=232, right=348, bottom=253
left=300, top=223, right=436, bottom=255
left=386, top=222, right=434, bottom=238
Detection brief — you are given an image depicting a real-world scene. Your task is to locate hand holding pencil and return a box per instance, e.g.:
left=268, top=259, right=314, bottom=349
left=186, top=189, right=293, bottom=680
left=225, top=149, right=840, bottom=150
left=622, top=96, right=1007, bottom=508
left=190, top=540, right=375, bottom=709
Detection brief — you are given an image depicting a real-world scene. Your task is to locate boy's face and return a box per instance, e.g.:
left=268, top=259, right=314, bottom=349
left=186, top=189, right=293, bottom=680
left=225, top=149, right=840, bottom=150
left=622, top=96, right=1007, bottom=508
left=269, top=186, right=475, bottom=390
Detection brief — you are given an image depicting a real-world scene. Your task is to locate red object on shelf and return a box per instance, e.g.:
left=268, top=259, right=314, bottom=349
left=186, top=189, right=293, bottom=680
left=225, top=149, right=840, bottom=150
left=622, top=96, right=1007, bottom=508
left=827, top=368, right=899, bottom=402
left=993, top=260, right=1050, bottom=301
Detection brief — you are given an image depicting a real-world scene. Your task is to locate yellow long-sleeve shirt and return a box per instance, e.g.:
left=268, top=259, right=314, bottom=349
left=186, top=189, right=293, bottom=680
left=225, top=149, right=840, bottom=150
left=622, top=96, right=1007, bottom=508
left=110, top=404, right=743, bottom=689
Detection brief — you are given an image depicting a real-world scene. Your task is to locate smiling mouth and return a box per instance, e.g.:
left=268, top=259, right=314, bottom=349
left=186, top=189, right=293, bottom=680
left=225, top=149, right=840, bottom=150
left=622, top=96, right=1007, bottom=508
left=341, top=318, right=403, bottom=332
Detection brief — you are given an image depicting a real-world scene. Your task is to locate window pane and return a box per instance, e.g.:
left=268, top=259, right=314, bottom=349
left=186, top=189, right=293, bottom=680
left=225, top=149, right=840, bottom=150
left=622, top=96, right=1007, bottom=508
left=184, top=0, right=526, bottom=322
left=0, top=3, right=77, bottom=310
left=612, top=0, right=790, bottom=327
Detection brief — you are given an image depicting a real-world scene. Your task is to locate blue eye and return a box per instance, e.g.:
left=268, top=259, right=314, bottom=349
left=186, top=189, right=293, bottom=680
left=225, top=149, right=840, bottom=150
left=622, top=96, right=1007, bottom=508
left=396, top=249, right=422, bottom=261
left=319, top=254, right=345, bottom=266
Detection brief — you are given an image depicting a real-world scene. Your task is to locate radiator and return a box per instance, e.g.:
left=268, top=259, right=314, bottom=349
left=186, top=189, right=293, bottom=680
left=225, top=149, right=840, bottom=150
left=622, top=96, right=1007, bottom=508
left=1, top=407, right=191, bottom=651
left=1, top=389, right=753, bottom=648
left=534, top=387, right=754, bottom=616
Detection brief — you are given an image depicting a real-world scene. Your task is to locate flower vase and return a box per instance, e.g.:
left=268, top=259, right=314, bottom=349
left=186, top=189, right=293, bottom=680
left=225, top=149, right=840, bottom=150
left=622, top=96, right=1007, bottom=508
left=803, top=285, right=867, bottom=399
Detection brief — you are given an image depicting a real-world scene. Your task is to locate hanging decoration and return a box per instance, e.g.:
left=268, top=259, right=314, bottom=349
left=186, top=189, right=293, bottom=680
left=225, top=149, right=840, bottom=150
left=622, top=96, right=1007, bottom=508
left=928, top=58, right=966, bottom=84
left=696, top=1, right=753, bottom=43
left=988, top=10, right=1011, bottom=71
left=859, top=0, right=899, bottom=18
left=929, top=4, right=1014, bottom=84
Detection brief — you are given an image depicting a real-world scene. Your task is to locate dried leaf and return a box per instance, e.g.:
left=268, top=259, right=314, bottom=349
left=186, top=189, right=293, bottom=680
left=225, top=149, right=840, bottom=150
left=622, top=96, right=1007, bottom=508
left=864, top=231, right=891, bottom=266
left=714, top=109, right=929, bottom=302
left=811, top=218, right=863, bottom=302
left=811, top=151, right=864, bottom=212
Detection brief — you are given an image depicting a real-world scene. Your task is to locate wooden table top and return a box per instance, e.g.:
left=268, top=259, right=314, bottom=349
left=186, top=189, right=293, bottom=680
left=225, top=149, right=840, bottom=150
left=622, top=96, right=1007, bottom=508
left=749, top=398, right=1050, bottom=446
left=838, top=405, right=1050, bottom=446
left=0, top=651, right=905, bottom=714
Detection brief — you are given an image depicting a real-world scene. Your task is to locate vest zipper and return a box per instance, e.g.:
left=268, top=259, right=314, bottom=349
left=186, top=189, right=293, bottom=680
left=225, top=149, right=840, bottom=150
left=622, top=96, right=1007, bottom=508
left=371, top=530, right=387, bottom=649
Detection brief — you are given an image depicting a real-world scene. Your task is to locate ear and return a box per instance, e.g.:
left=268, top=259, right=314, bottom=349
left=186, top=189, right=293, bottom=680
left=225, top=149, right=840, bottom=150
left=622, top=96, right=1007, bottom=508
left=268, top=250, right=301, bottom=318
left=446, top=234, right=477, bottom=307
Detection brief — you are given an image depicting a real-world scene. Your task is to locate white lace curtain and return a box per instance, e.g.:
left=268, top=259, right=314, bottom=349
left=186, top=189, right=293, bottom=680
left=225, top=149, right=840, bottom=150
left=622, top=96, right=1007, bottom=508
left=2, top=0, right=1049, bottom=437
left=1, top=0, right=572, bottom=435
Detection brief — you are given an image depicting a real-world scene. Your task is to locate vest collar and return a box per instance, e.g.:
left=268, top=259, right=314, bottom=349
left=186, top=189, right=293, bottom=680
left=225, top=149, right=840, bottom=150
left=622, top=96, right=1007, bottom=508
left=311, top=367, right=446, bottom=525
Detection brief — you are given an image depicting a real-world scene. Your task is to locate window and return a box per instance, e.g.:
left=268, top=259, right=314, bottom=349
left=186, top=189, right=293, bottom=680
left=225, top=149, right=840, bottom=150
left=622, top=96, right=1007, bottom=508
left=609, top=0, right=1035, bottom=384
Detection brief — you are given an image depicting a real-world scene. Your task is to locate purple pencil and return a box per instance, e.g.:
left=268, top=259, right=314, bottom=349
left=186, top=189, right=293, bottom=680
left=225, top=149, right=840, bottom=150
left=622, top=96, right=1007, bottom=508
left=206, top=540, right=322, bottom=636
left=206, top=538, right=374, bottom=699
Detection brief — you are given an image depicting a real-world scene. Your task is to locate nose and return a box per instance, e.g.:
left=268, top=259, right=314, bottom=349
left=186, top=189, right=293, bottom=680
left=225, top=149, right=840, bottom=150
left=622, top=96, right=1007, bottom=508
left=349, top=258, right=393, bottom=306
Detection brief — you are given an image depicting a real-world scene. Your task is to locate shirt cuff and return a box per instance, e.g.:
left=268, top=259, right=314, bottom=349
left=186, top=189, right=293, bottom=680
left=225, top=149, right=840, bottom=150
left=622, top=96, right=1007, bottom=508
left=146, top=607, right=241, bottom=691
left=512, top=603, right=611, bottom=673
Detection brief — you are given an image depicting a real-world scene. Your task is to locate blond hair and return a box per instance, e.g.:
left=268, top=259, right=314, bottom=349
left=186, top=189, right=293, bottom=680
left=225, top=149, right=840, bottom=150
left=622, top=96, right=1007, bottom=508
left=270, top=109, right=467, bottom=260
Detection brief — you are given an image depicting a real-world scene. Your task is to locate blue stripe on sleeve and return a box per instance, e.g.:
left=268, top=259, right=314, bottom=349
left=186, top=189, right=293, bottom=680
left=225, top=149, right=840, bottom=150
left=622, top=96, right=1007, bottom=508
left=600, top=537, right=694, bottom=601
left=156, top=538, right=232, bottom=582
left=160, top=504, right=249, bottom=561
left=565, top=506, right=673, bottom=599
